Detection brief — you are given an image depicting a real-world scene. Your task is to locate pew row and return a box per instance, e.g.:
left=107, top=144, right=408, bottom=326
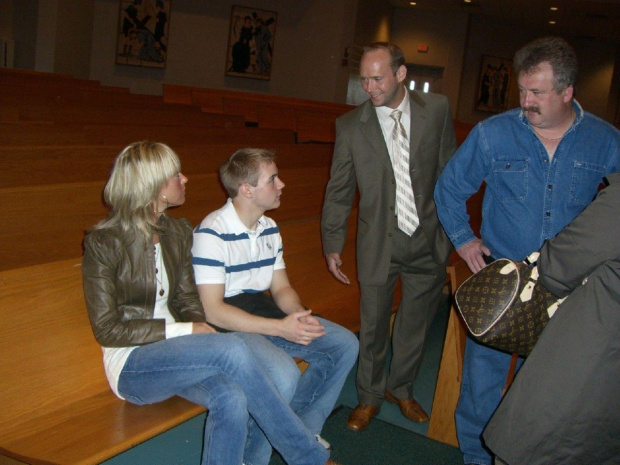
left=162, top=84, right=354, bottom=143
left=0, top=214, right=359, bottom=465
left=163, top=84, right=353, bottom=122
left=0, top=143, right=334, bottom=188
left=0, top=68, right=128, bottom=94
left=0, top=101, right=245, bottom=128
left=0, top=165, right=333, bottom=271
left=0, top=123, right=295, bottom=146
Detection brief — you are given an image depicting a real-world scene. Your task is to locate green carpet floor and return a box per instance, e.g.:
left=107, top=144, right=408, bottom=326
left=269, top=406, right=463, bottom=465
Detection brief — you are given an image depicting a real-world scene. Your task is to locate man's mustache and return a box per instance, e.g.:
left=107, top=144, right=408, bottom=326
left=522, top=106, right=541, bottom=114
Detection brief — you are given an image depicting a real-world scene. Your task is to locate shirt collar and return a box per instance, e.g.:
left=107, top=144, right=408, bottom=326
left=376, top=88, right=410, bottom=121
left=519, top=99, right=584, bottom=130
left=223, top=198, right=267, bottom=235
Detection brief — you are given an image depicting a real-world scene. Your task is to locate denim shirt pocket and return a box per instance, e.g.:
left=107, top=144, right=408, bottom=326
left=492, top=158, right=528, bottom=201
left=570, top=160, right=607, bottom=206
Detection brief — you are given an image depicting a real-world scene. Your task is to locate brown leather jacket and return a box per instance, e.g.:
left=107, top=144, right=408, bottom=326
left=82, top=215, right=206, bottom=347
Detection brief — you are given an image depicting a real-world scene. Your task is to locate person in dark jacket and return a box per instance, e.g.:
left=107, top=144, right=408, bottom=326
left=483, top=172, right=620, bottom=464
left=81, top=141, right=339, bottom=465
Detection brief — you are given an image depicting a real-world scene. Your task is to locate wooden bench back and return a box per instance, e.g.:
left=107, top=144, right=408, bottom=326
left=2, top=102, right=246, bottom=127
left=280, top=216, right=360, bottom=330
left=162, top=84, right=352, bottom=142
left=0, top=165, right=332, bottom=271
left=181, top=85, right=353, bottom=121
left=0, top=123, right=296, bottom=146
left=0, top=143, right=334, bottom=188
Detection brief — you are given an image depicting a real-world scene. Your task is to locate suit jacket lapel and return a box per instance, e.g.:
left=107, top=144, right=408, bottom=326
left=359, top=101, right=393, bottom=172
left=409, top=91, right=427, bottom=172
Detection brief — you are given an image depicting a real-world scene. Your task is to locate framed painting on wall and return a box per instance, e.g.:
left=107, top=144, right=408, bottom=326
left=476, top=55, right=512, bottom=113
left=225, top=5, right=277, bottom=80
left=116, top=0, right=171, bottom=68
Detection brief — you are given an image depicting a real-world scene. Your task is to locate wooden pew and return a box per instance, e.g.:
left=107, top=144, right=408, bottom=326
left=427, top=260, right=471, bottom=447
left=453, top=119, right=475, bottom=146
left=256, top=104, right=297, bottom=132
left=161, top=83, right=193, bottom=105
left=0, top=258, right=206, bottom=465
left=162, top=84, right=353, bottom=140
left=1, top=101, right=245, bottom=128
left=0, top=217, right=359, bottom=465
left=0, top=164, right=333, bottom=271
left=0, top=69, right=397, bottom=463
left=295, top=109, right=339, bottom=143
left=0, top=143, right=334, bottom=188
left=0, top=68, right=110, bottom=91
left=275, top=215, right=360, bottom=330
left=0, top=214, right=358, bottom=464
left=180, top=85, right=353, bottom=122
left=0, top=81, right=246, bottom=128
left=0, top=123, right=296, bottom=146
left=0, top=83, right=155, bottom=108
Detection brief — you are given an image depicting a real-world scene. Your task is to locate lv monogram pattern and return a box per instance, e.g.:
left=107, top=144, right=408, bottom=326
left=390, top=110, right=418, bottom=236
left=455, top=259, right=561, bottom=356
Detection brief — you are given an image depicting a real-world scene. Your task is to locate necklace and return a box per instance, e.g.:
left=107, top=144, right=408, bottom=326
left=532, top=128, right=564, bottom=142
left=154, top=244, right=165, bottom=297
left=532, top=110, right=576, bottom=142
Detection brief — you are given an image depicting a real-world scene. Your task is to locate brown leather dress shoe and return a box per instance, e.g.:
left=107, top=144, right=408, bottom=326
left=346, top=403, right=379, bottom=432
left=385, top=390, right=429, bottom=423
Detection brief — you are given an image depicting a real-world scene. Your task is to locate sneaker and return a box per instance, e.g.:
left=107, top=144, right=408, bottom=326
left=315, top=434, right=332, bottom=451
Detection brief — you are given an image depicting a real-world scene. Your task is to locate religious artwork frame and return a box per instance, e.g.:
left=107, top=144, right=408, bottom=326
left=475, top=55, right=512, bottom=113
left=225, top=5, right=277, bottom=80
left=115, top=0, right=171, bottom=68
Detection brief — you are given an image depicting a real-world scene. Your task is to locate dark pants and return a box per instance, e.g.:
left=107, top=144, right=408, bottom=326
left=356, top=227, right=447, bottom=405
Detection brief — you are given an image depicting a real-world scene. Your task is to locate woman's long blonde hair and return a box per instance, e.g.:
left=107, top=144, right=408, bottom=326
left=95, top=141, right=181, bottom=241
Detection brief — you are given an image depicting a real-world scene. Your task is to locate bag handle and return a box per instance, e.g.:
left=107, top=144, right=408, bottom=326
left=501, top=353, right=519, bottom=397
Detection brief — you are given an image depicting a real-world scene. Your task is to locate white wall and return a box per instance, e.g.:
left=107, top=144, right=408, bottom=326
left=89, top=0, right=357, bottom=102
left=572, top=40, right=616, bottom=119
left=389, top=10, right=618, bottom=124
left=390, top=8, right=469, bottom=119
left=6, top=0, right=618, bottom=123
left=54, top=0, right=93, bottom=79
left=456, top=16, right=539, bottom=123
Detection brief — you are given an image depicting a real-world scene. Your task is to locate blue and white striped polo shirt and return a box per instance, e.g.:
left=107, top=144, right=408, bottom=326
left=192, top=198, right=285, bottom=298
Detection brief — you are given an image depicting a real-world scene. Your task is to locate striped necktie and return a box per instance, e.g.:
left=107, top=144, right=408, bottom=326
left=390, top=109, right=419, bottom=236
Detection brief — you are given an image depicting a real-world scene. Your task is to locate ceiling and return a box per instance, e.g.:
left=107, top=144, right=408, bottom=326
left=389, top=0, right=620, bottom=44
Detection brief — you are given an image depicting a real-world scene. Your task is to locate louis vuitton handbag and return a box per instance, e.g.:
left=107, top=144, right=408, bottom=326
left=455, top=253, right=565, bottom=357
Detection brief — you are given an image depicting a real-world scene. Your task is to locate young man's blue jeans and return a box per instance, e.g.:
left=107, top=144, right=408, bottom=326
left=267, top=317, right=359, bottom=432
left=117, top=332, right=329, bottom=465
left=240, top=318, right=358, bottom=464
left=455, top=338, right=523, bottom=465
left=236, top=333, right=301, bottom=465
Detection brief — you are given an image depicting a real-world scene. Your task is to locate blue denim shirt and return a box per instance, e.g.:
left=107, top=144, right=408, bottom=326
left=434, top=101, right=619, bottom=260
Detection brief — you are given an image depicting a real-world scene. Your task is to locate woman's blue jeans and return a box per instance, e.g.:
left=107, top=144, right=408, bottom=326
left=117, top=332, right=329, bottom=465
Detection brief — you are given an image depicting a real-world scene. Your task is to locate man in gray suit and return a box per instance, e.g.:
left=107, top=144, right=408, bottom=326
left=321, top=42, right=456, bottom=431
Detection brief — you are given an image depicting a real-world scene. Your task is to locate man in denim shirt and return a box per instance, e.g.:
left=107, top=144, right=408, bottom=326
left=434, top=37, right=619, bottom=465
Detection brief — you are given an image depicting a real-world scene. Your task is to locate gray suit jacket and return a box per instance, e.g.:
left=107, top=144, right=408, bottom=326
left=321, top=91, right=456, bottom=285
left=483, top=172, right=620, bottom=464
